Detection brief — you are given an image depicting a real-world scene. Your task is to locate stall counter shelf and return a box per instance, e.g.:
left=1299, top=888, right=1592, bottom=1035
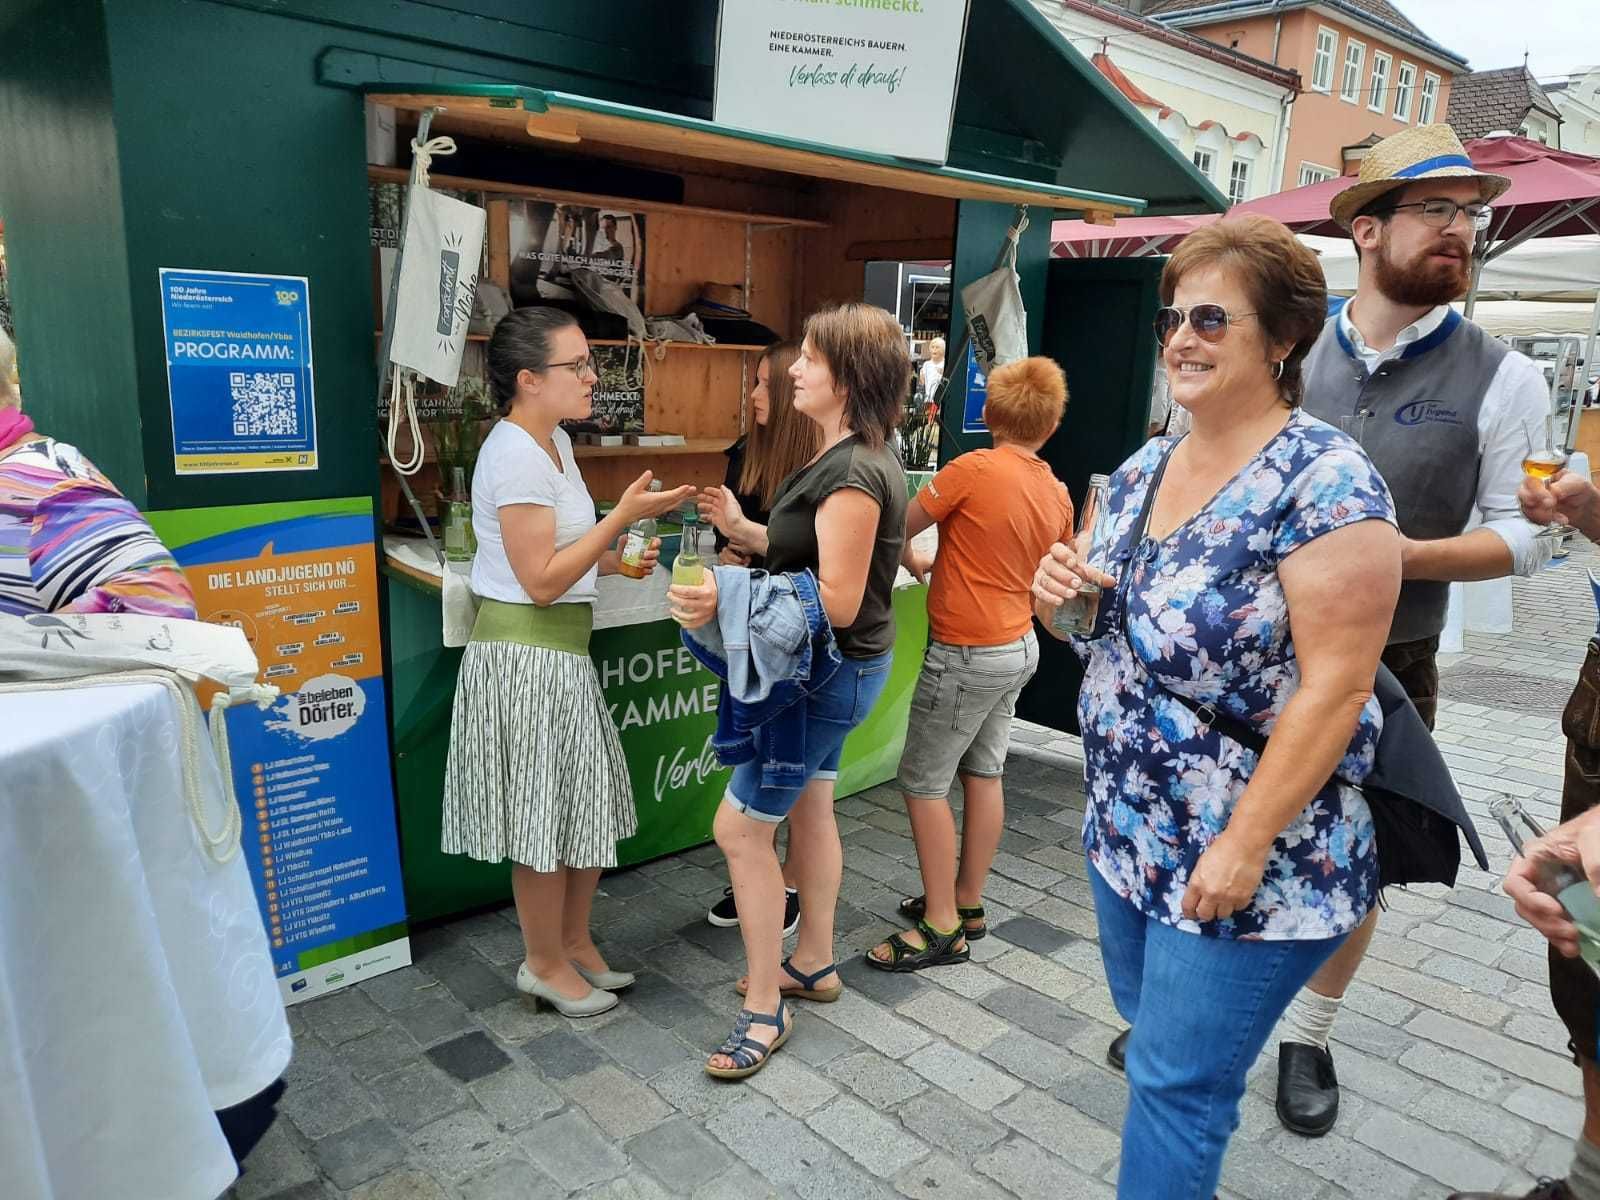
left=382, top=531, right=933, bottom=923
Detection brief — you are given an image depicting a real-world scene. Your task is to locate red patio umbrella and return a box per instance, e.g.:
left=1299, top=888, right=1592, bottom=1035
left=1228, top=135, right=1600, bottom=247
left=1050, top=213, right=1217, bottom=258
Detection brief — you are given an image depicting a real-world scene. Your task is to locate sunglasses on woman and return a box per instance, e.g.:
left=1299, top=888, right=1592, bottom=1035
left=1153, top=304, right=1259, bottom=348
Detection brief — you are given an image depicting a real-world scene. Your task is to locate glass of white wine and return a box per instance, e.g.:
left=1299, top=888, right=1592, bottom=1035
left=1523, top=415, right=1573, bottom=541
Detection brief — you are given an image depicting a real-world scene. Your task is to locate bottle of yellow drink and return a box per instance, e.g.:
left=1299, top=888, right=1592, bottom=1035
left=618, top=481, right=662, bottom=579
left=672, top=511, right=705, bottom=587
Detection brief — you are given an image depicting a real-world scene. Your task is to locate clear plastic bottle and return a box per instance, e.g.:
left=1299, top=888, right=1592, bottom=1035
left=672, top=510, right=705, bottom=587
left=444, top=466, right=475, bottom=563
left=617, top=480, right=662, bottom=579
left=1050, top=473, right=1111, bottom=637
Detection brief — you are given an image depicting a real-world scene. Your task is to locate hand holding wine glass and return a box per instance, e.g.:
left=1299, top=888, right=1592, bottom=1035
left=1523, top=416, right=1573, bottom=541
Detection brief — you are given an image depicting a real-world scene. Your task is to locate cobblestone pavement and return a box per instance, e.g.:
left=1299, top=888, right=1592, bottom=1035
left=229, top=546, right=1597, bottom=1200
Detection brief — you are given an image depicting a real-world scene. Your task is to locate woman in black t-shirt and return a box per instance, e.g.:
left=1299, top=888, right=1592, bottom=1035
left=672, top=303, right=909, bottom=1080
left=703, top=341, right=821, bottom=936
left=712, top=341, right=818, bottom=570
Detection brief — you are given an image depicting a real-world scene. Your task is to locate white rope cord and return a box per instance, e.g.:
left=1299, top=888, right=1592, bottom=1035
left=410, top=135, right=457, bottom=188
left=383, top=134, right=462, bottom=477
left=0, top=670, right=278, bottom=864
left=385, top=370, right=425, bottom=476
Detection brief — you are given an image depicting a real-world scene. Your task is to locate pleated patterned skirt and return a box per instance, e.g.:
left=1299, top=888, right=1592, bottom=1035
left=441, top=601, right=636, bottom=871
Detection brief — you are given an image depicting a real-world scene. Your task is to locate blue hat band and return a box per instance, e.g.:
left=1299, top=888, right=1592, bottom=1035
left=1393, top=154, right=1476, bottom=179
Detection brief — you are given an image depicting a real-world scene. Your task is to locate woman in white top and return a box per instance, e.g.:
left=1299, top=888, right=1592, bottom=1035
left=441, top=307, right=692, bottom=1018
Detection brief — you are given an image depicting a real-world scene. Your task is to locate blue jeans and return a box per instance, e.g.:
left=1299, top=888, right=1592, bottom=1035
left=1089, top=868, right=1347, bottom=1199
left=724, top=650, right=892, bottom=822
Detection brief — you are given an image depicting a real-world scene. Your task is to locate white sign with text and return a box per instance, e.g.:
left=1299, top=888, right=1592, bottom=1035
left=714, top=0, right=971, bottom=164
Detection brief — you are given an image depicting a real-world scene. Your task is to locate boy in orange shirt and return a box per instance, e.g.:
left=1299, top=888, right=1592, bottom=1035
left=867, top=356, right=1073, bottom=972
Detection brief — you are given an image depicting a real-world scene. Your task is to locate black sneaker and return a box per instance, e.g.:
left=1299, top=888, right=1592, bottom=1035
left=706, top=887, right=801, bottom=937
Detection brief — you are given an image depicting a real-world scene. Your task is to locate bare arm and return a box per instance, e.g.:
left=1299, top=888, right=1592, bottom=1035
left=903, top=497, right=936, bottom=543
left=815, top=487, right=882, bottom=628
left=900, top=497, right=936, bottom=577
left=1399, top=528, right=1512, bottom=582
left=502, top=471, right=695, bottom=605
left=1183, top=518, right=1401, bottom=922
left=500, top=504, right=633, bottom=605
left=701, top=486, right=769, bottom=556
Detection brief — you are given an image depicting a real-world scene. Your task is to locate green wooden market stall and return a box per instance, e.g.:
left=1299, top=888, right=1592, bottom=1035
left=0, top=0, right=1223, bottom=925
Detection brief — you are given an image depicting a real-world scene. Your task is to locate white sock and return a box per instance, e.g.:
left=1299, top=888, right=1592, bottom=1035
left=1570, top=1135, right=1600, bottom=1200
left=1281, top=989, right=1342, bottom=1051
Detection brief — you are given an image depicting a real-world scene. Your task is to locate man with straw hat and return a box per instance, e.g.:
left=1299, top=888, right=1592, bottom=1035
left=1278, top=124, right=1556, bottom=1141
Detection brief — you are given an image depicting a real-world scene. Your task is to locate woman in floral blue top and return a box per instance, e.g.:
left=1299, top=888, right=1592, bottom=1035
left=1033, top=217, right=1401, bottom=1200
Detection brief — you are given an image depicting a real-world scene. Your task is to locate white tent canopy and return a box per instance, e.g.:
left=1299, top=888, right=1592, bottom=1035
left=1308, top=234, right=1600, bottom=301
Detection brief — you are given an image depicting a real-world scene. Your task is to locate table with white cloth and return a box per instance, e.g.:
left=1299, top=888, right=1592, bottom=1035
left=0, top=680, right=293, bottom=1200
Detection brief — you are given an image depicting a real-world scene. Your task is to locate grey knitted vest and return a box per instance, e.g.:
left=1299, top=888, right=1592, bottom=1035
left=1303, top=308, right=1507, bottom=644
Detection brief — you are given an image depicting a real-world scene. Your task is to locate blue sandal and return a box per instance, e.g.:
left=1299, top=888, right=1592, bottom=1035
left=736, top=957, right=842, bottom=1003
left=705, top=999, right=791, bottom=1080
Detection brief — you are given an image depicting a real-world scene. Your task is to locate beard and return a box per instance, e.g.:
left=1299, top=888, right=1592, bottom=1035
left=1372, top=232, right=1471, bottom=307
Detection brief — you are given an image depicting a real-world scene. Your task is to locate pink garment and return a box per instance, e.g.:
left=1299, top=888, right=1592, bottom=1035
left=0, top=408, right=34, bottom=454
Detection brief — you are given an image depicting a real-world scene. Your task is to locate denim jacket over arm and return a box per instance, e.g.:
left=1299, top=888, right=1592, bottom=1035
left=681, top=566, right=842, bottom=790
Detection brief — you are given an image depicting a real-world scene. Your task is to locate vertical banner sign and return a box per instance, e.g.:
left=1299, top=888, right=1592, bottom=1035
left=962, top=344, right=989, bottom=434
left=160, top=268, right=319, bottom=475
left=714, top=0, right=972, bottom=164
left=147, top=498, right=410, bottom=1004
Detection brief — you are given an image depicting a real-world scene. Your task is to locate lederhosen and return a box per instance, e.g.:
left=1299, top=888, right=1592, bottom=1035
left=1555, top=640, right=1600, bottom=1063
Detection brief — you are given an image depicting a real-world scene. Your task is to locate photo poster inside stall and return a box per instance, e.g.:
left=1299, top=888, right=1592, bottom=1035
left=713, top=0, right=972, bottom=163
left=146, top=497, right=411, bottom=1004
left=505, top=199, right=646, bottom=310
left=159, top=268, right=319, bottom=475
left=962, top=344, right=989, bottom=434
left=563, top=346, right=645, bottom=438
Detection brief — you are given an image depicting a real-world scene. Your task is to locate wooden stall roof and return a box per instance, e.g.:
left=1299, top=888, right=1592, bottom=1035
left=366, top=84, right=1146, bottom=222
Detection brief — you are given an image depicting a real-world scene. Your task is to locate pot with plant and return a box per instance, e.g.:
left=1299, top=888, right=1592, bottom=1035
left=426, top=370, right=495, bottom=522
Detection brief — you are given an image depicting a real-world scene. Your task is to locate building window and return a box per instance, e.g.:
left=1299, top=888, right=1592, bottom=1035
left=1369, top=52, right=1392, bottom=112
left=1298, top=162, right=1338, bottom=186
left=1192, top=148, right=1215, bottom=179
left=1417, top=71, right=1439, bottom=123
left=1395, top=62, right=1418, bottom=121
left=1311, top=27, right=1337, bottom=92
left=1228, top=159, right=1252, bottom=205
left=1340, top=40, right=1366, bottom=103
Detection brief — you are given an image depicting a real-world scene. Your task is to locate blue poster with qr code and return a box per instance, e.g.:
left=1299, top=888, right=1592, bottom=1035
left=160, top=267, right=319, bottom=475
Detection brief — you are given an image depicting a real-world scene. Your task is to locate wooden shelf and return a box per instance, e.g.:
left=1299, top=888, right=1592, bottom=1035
left=572, top=439, right=728, bottom=458
left=375, top=333, right=762, bottom=352
left=591, top=339, right=766, bottom=352
left=368, top=165, right=829, bottom=230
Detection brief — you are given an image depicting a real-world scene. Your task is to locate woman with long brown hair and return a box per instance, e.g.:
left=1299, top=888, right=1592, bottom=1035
left=703, top=340, right=821, bottom=935
left=674, top=303, right=910, bottom=1079
left=713, top=341, right=819, bottom=569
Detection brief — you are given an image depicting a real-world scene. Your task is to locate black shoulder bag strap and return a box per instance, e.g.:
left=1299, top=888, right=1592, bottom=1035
left=1116, top=440, right=1271, bottom=757
left=1114, top=438, right=1471, bottom=889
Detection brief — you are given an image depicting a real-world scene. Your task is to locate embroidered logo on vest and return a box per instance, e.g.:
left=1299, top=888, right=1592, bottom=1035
left=1395, top=400, right=1464, bottom=427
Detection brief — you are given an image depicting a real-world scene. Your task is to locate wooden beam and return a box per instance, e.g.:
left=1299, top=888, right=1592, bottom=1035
left=366, top=166, right=830, bottom=230
left=368, top=93, right=1139, bottom=220
left=524, top=113, right=581, bottom=144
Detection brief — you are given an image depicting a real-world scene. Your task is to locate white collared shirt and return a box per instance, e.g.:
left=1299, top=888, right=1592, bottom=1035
left=1338, top=301, right=1553, bottom=577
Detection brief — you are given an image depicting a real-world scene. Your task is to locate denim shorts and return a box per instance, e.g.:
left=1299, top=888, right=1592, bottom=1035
left=724, top=650, right=893, bottom=823
left=897, top=633, right=1038, bottom=798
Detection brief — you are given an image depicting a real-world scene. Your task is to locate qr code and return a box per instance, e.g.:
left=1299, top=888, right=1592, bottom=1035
left=230, top=372, right=299, bottom=437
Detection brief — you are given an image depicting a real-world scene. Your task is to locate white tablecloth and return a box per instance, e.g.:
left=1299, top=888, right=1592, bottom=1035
left=0, top=682, right=293, bottom=1200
